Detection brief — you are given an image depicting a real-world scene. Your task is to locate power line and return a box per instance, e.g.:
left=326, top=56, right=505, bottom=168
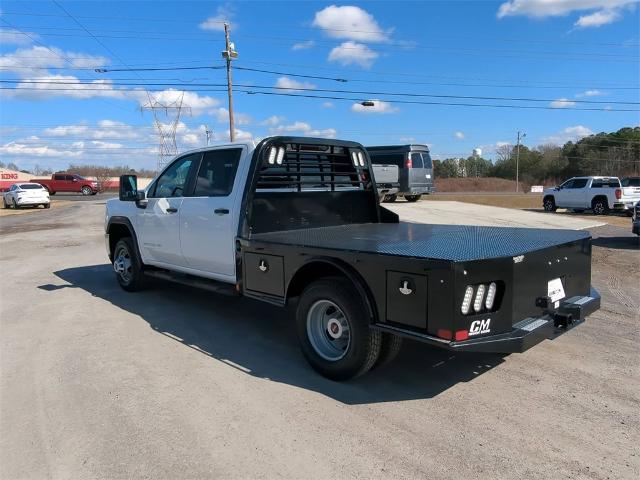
left=3, top=79, right=638, bottom=105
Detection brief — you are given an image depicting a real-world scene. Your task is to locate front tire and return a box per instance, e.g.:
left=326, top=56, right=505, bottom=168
left=405, top=194, right=422, bottom=202
left=296, top=277, right=381, bottom=380
left=12, top=198, right=18, bottom=209
left=2, top=198, right=8, bottom=209
left=543, top=196, right=556, bottom=212
left=81, top=186, right=92, bottom=196
left=44, top=203, right=50, bottom=209
left=113, top=237, right=145, bottom=292
left=383, top=194, right=397, bottom=203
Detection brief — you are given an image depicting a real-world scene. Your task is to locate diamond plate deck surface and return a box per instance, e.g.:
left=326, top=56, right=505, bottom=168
left=250, top=223, right=590, bottom=261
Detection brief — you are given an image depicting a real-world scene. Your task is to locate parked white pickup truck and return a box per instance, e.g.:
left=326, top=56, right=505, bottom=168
left=543, top=176, right=640, bottom=215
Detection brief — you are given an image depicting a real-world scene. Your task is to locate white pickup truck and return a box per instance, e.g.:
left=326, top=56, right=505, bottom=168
left=543, top=176, right=640, bottom=215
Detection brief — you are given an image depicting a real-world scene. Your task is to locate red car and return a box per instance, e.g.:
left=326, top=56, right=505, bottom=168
left=31, top=173, right=99, bottom=195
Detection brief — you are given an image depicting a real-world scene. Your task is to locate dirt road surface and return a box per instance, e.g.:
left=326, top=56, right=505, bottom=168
left=1, top=200, right=638, bottom=479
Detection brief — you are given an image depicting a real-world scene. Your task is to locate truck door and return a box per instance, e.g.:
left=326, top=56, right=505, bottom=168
left=566, top=178, right=589, bottom=207
left=554, top=179, right=574, bottom=207
left=179, top=147, right=244, bottom=281
left=138, top=153, right=199, bottom=267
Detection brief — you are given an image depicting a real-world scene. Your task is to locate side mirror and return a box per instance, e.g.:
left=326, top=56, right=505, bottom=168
left=119, top=175, right=138, bottom=201
left=72, top=178, right=78, bottom=182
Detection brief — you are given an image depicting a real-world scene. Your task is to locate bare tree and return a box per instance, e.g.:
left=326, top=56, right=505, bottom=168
left=495, top=144, right=512, bottom=163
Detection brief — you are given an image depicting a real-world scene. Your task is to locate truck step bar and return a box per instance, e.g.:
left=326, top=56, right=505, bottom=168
left=144, top=269, right=239, bottom=296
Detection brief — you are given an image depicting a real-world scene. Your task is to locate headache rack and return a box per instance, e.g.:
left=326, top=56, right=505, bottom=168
left=256, top=142, right=373, bottom=192
left=244, top=138, right=381, bottom=235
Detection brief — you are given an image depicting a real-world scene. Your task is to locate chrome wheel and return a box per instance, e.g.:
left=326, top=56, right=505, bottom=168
left=113, top=245, right=133, bottom=283
left=593, top=201, right=605, bottom=215
left=306, top=300, right=351, bottom=361
left=543, top=198, right=555, bottom=212
left=81, top=186, right=92, bottom=196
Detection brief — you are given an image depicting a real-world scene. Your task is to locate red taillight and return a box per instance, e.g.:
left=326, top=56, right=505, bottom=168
left=615, top=188, right=622, bottom=199
left=436, top=329, right=452, bottom=340
left=455, top=330, right=469, bottom=341
left=405, top=154, right=412, bottom=169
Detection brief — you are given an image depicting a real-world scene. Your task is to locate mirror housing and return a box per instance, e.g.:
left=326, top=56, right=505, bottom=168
left=119, top=175, right=138, bottom=201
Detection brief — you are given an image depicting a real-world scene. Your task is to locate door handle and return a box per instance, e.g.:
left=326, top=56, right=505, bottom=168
left=166, top=208, right=178, bottom=213
left=214, top=208, right=230, bottom=215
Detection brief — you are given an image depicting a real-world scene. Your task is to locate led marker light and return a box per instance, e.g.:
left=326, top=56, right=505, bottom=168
left=461, top=286, right=474, bottom=314
left=474, top=284, right=486, bottom=313
left=267, top=146, right=277, bottom=165
left=485, top=282, right=497, bottom=310
left=276, top=147, right=285, bottom=165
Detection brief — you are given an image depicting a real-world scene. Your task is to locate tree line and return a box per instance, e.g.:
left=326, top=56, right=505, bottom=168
left=433, top=127, right=639, bottom=186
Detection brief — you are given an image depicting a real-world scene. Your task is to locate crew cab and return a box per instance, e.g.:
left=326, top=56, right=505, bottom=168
left=543, top=176, right=640, bottom=215
left=106, top=137, right=600, bottom=380
left=31, top=173, right=98, bottom=195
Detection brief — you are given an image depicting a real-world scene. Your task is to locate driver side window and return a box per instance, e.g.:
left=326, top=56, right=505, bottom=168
left=150, top=154, right=198, bottom=198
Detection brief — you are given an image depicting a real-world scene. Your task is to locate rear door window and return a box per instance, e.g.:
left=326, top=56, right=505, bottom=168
left=193, top=148, right=241, bottom=197
left=410, top=153, right=424, bottom=168
left=622, top=178, right=640, bottom=187
left=54, top=174, right=65, bottom=181
left=421, top=152, right=433, bottom=169
left=591, top=178, right=620, bottom=188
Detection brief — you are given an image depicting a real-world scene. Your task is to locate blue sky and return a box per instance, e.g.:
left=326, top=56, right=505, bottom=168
left=1, top=0, right=639, bottom=170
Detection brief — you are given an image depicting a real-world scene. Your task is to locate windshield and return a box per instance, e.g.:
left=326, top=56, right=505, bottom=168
left=19, top=184, right=44, bottom=189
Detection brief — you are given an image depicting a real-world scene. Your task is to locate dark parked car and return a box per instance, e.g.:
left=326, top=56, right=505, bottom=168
left=366, top=144, right=434, bottom=202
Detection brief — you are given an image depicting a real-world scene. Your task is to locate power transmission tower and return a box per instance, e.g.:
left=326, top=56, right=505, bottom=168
left=141, top=92, right=190, bottom=171
left=221, top=22, right=238, bottom=142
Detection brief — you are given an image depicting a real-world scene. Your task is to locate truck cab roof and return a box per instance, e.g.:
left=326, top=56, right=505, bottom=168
left=366, top=144, right=430, bottom=152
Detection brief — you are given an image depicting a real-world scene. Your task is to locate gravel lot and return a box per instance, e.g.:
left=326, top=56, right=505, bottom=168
left=1, top=200, right=638, bottom=480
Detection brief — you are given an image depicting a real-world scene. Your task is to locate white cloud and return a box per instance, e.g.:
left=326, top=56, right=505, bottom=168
left=454, top=131, right=465, bottom=140
left=312, top=5, right=391, bottom=42
left=550, top=98, right=577, bottom=108
left=91, top=140, right=123, bottom=149
left=497, top=0, right=635, bottom=28
left=43, top=125, right=89, bottom=137
left=575, top=89, right=605, bottom=97
left=321, top=102, right=335, bottom=108
left=0, top=29, right=40, bottom=46
left=575, top=9, right=622, bottom=27
left=261, top=115, right=286, bottom=126
left=6, top=75, right=125, bottom=100
left=212, top=107, right=251, bottom=125
left=0, top=46, right=108, bottom=75
left=199, top=4, right=235, bottom=31
left=275, top=76, right=316, bottom=91
left=328, top=41, right=378, bottom=68
left=269, top=121, right=336, bottom=138
left=542, top=125, right=594, bottom=145
left=497, top=0, right=634, bottom=18
left=291, top=40, right=315, bottom=51
left=350, top=100, right=399, bottom=114
left=0, top=141, right=83, bottom=158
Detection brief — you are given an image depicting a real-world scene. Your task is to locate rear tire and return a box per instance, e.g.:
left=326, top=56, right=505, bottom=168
left=405, top=194, right=422, bottom=202
left=113, top=237, right=145, bottom=292
left=383, top=194, right=397, bottom=203
left=373, top=333, right=403, bottom=369
left=592, top=198, right=609, bottom=215
left=543, top=196, right=556, bottom=212
left=296, top=277, right=381, bottom=380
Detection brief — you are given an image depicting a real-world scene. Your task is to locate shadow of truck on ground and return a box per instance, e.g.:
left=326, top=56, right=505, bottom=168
left=45, top=264, right=506, bottom=405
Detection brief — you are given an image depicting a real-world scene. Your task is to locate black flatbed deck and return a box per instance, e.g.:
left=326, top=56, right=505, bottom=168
left=250, top=223, right=590, bottom=262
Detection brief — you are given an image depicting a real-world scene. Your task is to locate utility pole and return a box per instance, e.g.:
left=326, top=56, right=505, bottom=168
left=515, top=131, right=526, bottom=193
left=221, top=23, right=238, bottom=142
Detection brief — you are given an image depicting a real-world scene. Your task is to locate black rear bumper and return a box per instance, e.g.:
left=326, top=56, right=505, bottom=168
left=373, top=288, right=600, bottom=354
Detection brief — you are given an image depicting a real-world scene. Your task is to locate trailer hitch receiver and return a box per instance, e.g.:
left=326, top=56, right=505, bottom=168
left=553, top=313, right=573, bottom=329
